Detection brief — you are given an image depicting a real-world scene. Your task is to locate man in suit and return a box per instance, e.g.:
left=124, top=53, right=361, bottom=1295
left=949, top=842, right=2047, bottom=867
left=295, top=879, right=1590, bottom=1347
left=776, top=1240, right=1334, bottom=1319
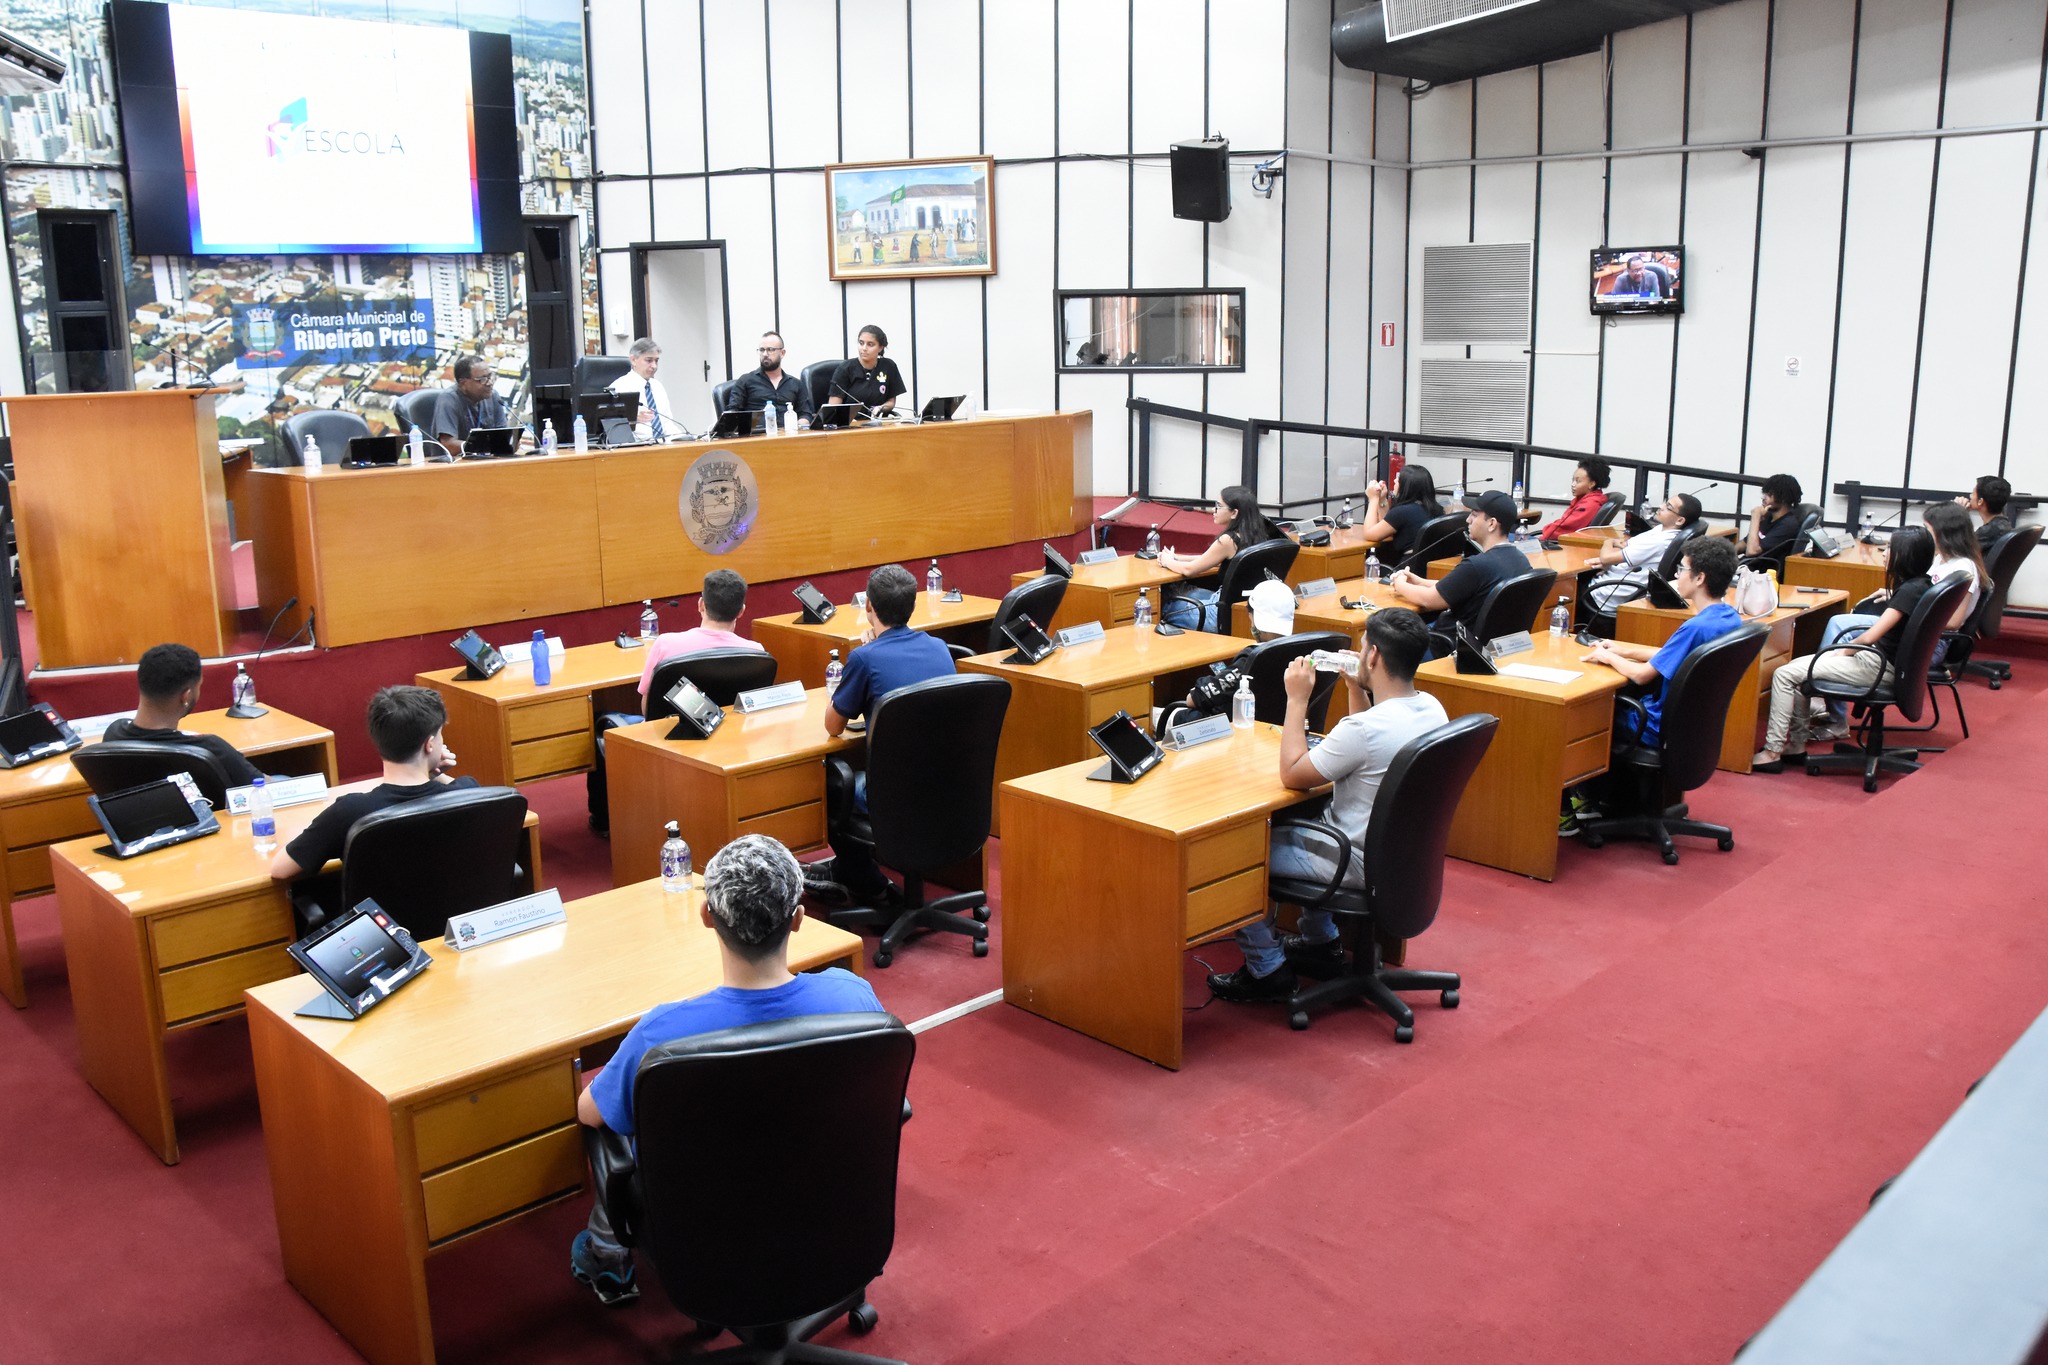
left=607, top=337, right=680, bottom=443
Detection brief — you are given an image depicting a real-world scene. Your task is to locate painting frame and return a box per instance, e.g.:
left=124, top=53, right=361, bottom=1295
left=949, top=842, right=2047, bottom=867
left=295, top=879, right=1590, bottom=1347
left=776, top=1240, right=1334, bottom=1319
left=825, top=155, right=997, bottom=282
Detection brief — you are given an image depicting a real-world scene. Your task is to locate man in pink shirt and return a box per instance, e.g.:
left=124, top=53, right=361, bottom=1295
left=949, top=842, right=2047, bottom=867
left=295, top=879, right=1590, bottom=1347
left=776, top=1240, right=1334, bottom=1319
left=590, top=570, right=766, bottom=834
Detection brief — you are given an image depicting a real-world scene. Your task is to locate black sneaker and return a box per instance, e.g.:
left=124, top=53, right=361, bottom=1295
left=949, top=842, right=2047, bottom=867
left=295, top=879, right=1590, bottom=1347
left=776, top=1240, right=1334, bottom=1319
left=1281, top=934, right=1346, bottom=977
left=570, top=1230, right=638, bottom=1306
left=1206, top=963, right=1299, bottom=1003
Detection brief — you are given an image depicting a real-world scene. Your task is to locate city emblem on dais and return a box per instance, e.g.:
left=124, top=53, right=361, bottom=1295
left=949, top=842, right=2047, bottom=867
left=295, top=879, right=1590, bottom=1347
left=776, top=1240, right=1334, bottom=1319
left=679, top=450, right=758, bottom=554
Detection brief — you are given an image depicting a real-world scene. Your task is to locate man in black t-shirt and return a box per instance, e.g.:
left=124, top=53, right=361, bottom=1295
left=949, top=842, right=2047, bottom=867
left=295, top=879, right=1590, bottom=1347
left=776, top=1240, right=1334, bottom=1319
left=102, top=643, right=263, bottom=786
left=269, top=685, right=477, bottom=880
left=1386, top=489, right=1531, bottom=640
left=1744, top=473, right=1805, bottom=564
left=1958, top=474, right=2015, bottom=554
left=727, top=330, right=815, bottom=427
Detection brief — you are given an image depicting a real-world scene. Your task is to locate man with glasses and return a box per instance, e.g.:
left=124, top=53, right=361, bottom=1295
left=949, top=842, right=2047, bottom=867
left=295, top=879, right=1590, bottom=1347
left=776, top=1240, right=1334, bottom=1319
left=728, top=330, right=815, bottom=429
left=607, top=336, right=680, bottom=443
left=428, top=354, right=514, bottom=458
left=1580, top=491, right=1701, bottom=618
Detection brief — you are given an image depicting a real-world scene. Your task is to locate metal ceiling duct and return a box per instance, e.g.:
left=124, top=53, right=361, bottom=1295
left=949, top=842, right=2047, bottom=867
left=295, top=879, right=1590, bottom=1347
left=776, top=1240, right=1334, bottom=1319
left=1332, top=0, right=1740, bottom=85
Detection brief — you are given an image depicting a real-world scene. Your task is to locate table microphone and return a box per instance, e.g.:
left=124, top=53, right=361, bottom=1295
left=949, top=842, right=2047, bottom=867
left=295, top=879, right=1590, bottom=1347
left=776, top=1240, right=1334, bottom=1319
left=227, top=596, right=298, bottom=718
left=1859, top=500, right=1922, bottom=543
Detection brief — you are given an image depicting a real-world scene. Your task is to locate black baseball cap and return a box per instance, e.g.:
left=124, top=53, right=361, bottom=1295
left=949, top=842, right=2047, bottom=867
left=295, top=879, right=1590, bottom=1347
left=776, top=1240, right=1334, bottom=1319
left=1464, top=489, right=1519, bottom=529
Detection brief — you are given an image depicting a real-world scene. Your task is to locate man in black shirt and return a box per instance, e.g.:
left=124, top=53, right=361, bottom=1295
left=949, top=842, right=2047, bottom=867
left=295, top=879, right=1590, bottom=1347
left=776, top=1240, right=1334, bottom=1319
left=269, top=685, right=476, bottom=880
left=102, top=643, right=263, bottom=786
left=1386, top=489, right=1531, bottom=641
left=1958, top=474, right=2014, bottom=553
left=1744, top=473, right=1805, bottom=563
left=727, top=331, right=815, bottom=428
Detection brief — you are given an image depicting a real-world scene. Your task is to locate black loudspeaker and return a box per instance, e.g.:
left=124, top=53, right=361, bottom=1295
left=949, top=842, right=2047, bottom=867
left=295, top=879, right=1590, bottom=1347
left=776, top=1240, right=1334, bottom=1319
left=1171, top=138, right=1231, bottom=222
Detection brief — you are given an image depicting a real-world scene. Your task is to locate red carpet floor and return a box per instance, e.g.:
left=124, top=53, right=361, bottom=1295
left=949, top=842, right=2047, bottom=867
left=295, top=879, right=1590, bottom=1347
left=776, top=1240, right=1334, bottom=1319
left=4, top=642, right=2046, bottom=1363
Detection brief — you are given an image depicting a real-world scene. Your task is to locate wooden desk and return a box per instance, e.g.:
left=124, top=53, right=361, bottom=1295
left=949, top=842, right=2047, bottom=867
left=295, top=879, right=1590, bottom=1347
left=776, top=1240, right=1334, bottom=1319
left=1426, top=546, right=1601, bottom=631
left=1559, top=523, right=1737, bottom=551
left=1000, top=724, right=1317, bottom=1069
left=1414, top=634, right=1629, bottom=881
left=0, top=707, right=337, bottom=1010
left=1786, top=540, right=1886, bottom=601
left=1009, top=555, right=1183, bottom=632
left=51, top=792, right=541, bottom=1164
left=244, top=879, right=864, bottom=1365
left=1616, top=586, right=1847, bottom=773
left=958, top=625, right=1245, bottom=824
left=1286, top=526, right=1379, bottom=586
left=752, top=593, right=1003, bottom=688
left=250, top=413, right=1089, bottom=649
left=604, top=688, right=856, bottom=886
left=417, top=643, right=647, bottom=788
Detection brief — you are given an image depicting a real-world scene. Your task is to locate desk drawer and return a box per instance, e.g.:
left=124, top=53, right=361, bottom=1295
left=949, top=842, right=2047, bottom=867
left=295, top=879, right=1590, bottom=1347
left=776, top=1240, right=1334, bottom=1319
left=1086, top=683, right=1155, bottom=730
left=507, top=695, right=591, bottom=744
left=413, top=1061, right=576, bottom=1174
left=1186, top=822, right=1266, bottom=889
left=735, top=764, right=821, bottom=819
left=422, top=1123, right=584, bottom=1245
left=1560, top=732, right=1611, bottom=787
left=3, top=792, right=95, bottom=848
left=510, top=731, right=595, bottom=783
left=1186, top=865, right=1267, bottom=942
left=4, top=845, right=55, bottom=900
left=739, top=802, right=826, bottom=853
left=151, top=893, right=293, bottom=969
left=159, top=944, right=296, bottom=1026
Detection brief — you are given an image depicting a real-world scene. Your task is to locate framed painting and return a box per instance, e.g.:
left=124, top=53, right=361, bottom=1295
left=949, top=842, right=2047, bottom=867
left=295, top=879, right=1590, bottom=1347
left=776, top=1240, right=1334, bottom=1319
left=825, top=156, right=996, bottom=282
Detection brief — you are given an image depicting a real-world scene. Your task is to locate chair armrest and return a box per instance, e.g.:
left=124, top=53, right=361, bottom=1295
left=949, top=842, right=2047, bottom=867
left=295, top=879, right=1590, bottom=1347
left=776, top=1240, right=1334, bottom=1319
left=1799, top=640, right=1893, bottom=704
left=1610, top=693, right=1650, bottom=743
left=824, top=756, right=857, bottom=827
left=902, top=1098, right=913, bottom=1125
left=1266, top=815, right=1354, bottom=911
left=581, top=1124, right=641, bottom=1248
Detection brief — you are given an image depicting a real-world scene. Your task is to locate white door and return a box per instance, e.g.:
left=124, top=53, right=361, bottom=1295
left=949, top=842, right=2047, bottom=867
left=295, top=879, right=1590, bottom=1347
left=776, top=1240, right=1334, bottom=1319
left=636, top=245, right=727, bottom=432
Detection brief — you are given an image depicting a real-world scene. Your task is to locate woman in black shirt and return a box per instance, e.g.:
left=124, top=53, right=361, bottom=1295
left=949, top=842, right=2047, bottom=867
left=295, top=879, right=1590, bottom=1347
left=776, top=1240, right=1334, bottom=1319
left=827, top=324, right=906, bottom=416
left=1358, top=464, right=1445, bottom=564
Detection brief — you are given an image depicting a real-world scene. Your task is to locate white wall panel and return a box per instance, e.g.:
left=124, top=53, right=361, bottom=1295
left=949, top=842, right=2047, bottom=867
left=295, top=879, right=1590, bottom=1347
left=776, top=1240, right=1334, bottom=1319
left=1208, top=0, right=1286, bottom=149
left=597, top=178, right=651, bottom=247
left=839, top=279, right=914, bottom=397
left=704, top=3, right=772, bottom=170
left=2002, top=137, right=2048, bottom=508
left=1280, top=160, right=1331, bottom=494
left=1540, top=52, right=1607, bottom=153
left=1287, top=0, right=1332, bottom=156
left=1828, top=140, right=1936, bottom=492
left=597, top=250, right=636, bottom=350
left=907, top=276, right=984, bottom=412
left=643, top=0, right=706, bottom=175
left=1057, top=0, right=1129, bottom=156
left=1667, top=152, right=1759, bottom=471
left=1608, top=19, right=1686, bottom=150
left=908, top=1, right=981, bottom=160
left=1765, top=0, right=1856, bottom=139
left=1529, top=159, right=1603, bottom=464
left=982, top=0, right=1054, bottom=160
left=650, top=179, right=709, bottom=242
left=1061, top=371, right=1132, bottom=493
left=708, top=176, right=778, bottom=380
left=768, top=0, right=840, bottom=167
left=984, top=162, right=1055, bottom=416
left=837, top=0, right=910, bottom=164
left=1130, top=372, right=1207, bottom=500
left=1129, top=166, right=1205, bottom=288
left=1687, top=0, right=1768, bottom=144
left=1327, top=161, right=1374, bottom=434
left=1408, top=83, right=1471, bottom=163
left=1131, top=0, right=1204, bottom=151
left=1369, top=160, right=1408, bottom=432
left=1852, top=0, right=1949, bottom=134
left=1331, top=63, right=1374, bottom=157
left=588, top=0, right=650, bottom=175
left=1475, top=67, right=1538, bottom=158
left=1941, top=0, right=2048, bottom=126
left=770, top=173, right=840, bottom=369
left=1055, top=160, right=1129, bottom=290
left=1742, top=145, right=1845, bottom=499
left=1205, top=185, right=1284, bottom=466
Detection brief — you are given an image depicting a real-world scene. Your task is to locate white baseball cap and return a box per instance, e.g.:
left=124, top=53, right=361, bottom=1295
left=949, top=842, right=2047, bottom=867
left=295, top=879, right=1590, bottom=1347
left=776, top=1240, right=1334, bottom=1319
left=1246, top=578, right=1297, bottom=636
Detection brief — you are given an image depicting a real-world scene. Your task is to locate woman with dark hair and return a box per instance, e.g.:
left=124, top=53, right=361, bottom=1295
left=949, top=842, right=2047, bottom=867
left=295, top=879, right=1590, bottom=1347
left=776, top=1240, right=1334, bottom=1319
left=1539, top=457, right=1613, bottom=539
left=1755, top=526, right=1938, bottom=771
left=1158, top=485, right=1281, bottom=631
left=1358, top=465, right=1445, bottom=562
left=827, top=324, right=906, bottom=416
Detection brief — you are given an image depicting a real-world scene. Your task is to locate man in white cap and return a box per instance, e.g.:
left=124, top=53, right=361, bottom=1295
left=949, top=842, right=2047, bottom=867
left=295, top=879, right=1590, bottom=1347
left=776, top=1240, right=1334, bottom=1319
left=1158, top=577, right=1299, bottom=733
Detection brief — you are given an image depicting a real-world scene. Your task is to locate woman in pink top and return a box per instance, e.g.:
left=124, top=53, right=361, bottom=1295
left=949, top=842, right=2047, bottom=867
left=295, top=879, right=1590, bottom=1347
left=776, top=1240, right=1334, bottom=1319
left=638, top=569, right=765, bottom=701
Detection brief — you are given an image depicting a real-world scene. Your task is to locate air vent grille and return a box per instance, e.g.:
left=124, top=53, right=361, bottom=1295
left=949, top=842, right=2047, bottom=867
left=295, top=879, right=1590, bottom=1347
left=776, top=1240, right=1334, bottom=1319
left=1416, top=357, right=1527, bottom=468
left=1383, top=0, right=1544, bottom=42
left=1422, top=242, right=1533, bottom=347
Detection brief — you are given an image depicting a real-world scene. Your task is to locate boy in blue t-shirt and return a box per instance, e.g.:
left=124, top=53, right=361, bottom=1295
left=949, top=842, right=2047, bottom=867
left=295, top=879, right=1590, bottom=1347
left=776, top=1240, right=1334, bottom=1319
left=570, top=834, right=882, bottom=1305
left=1578, top=535, right=1744, bottom=746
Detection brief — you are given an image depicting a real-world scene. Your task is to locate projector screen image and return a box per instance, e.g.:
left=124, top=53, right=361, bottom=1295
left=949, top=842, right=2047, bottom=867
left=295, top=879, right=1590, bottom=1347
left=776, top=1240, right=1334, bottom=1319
left=110, top=1, right=521, bottom=257
left=1590, top=246, right=1683, bottom=316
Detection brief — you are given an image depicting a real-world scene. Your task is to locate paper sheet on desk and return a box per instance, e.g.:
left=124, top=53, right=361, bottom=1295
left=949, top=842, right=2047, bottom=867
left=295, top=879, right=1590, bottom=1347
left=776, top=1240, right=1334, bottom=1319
left=1498, top=663, right=1582, bottom=684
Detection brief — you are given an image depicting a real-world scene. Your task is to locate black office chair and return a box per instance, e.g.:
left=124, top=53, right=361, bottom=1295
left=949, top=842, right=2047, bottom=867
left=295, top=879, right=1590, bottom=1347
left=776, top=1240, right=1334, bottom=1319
left=803, top=359, right=843, bottom=414
left=583, top=1012, right=915, bottom=1363
left=1266, top=713, right=1498, bottom=1040
left=326, top=786, right=531, bottom=939
left=1395, top=511, right=1472, bottom=574
left=712, top=380, right=738, bottom=419
left=1741, top=503, right=1822, bottom=575
left=1242, top=631, right=1349, bottom=730
left=1800, top=574, right=1968, bottom=792
left=644, top=650, right=780, bottom=719
left=572, top=355, right=632, bottom=398
left=1578, top=523, right=1704, bottom=636
left=280, top=410, right=372, bottom=465
left=1591, top=493, right=1627, bottom=527
left=1958, top=524, right=2041, bottom=688
left=394, top=387, right=441, bottom=436
left=1428, top=567, right=1559, bottom=655
left=823, top=675, right=1010, bottom=966
left=1576, top=622, right=1769, bottom=864
left=71, top=740, right=236, bottom=812
left=984, top=574, right=1067, bottom=652
left=1208, top=538, right=1300, bottom=635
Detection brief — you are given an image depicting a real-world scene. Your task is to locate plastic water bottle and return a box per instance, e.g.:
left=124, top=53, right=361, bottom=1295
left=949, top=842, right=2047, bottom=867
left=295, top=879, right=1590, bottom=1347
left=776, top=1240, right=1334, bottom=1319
left=408, top=425, right=426, bottom=467
left=249, top=776, right=276, bottom=853
left=1145, top=524, right=1162, bottom=555
left=1365, top=548, right=1382, bottom=584
left=1860, top=512, right=1875, bottom=543
left=660, top=820, right=691, bottom=894
left=1232, top=677, right=1256, bottom=729
left=639, top=599, right=658, bottom=640
left=763, top=400, right=778, bottom=437
left=1337, top=497, right=1354, bottom=529
left=573, top=414, right=589, bottom=455
left=824, top=648, right=844, bottom=694
left=530, top=629, right=551, bottom=685
left=1550, top=598, right=1570, bottom=637
left=1133, top=588, right=1153, bottom=630
left=231, top=662, right=257, bottom=710
left=301, top=434, right=321, bottom=469
left=927, top=559, right=942, bottom=596
left=1512, top=478, right=1526, bottom=507
left=1309, top=649, right=1359, bottom=676
left=540, top=419, right=557, bottom=456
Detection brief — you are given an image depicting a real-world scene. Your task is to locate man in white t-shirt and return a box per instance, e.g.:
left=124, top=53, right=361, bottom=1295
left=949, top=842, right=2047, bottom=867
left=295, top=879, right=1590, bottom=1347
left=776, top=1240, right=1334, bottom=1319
left=1209, top=607, right=1449, bottom=1003
left=1581, top=491, right=1700, bottom=619
left=608, top=336, right=680, bottom=443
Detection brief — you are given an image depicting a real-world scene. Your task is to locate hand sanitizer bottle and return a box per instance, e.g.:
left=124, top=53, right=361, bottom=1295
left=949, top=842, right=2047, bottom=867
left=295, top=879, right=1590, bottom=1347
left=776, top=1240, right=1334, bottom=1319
left=1231, top=677, right=1256, bottom=729
left=301, top=435, right=321, bottom=469
left=540, top=420, right=557, bottom=456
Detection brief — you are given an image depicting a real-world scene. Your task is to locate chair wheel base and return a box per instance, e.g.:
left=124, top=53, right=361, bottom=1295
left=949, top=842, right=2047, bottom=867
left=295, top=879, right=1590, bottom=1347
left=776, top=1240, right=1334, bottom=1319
left=1581, top=831, right=1604, bottom=848
left=1717, top=834, right=1734, bottom=851
left=971, top=939, right=988, bottom=958
left=1394, top=1024, right=1414, bottom=1044
left=1441, top=989, right=1459, bottom=1008
left=873, top=951, right=892, bottom=968
left=848, top=1302, right=878, bottom=1334
left=1289, top=1010, right=1310, bottom=1031
left=1662, top=848, right=1679, bottom=865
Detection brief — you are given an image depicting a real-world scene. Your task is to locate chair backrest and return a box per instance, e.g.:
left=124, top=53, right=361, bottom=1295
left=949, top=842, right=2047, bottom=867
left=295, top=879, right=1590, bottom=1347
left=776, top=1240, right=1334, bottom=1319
left=1242, top=631, right=1348, bottom=730
left=1649, top=622, right=1770, bottom=795
left=1654, top=522, right=1708, bottom=577
left=572, top=355, right=631, bottom=398
left=863, top=674, right=1011, bottom=873
left=711, top=380, right=737, bottom=417
left=1976, top=523, right=2042, bottom=641
left=645, top=649, right=779, bottom=717
left=339, top=786, right=530, bottom=939
left=1591, top=493, right=1626, bottom=526
left=1360, top=713, right=1498, bottom=939
left=1472, top=567, right=1560, bottom=642
left=280, top=409, right=372, bottom=464
left=395, top=388, right=442, bottom=435
left=986, top=574, right=1068, bottom=652
left=802, top=359, right=842, bottom=412
left=631, top=1012, right=914, bottom=1330
left=1886, top=574, right=1970, bottom=724
left=1397, top=511, right=1472, bottom=572
left=1214, top=538, right=1301, bottom=624
left=71, top=740, right=234, bottom=811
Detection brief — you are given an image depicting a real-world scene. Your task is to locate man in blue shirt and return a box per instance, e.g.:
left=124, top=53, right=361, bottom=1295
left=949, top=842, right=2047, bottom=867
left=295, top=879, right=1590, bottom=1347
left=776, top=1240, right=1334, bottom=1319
left=570, top=834, right=881, bottom=1305
left=818, top=563, right=957, bottom=899
left=1580, top=534, right=1743, bottom=745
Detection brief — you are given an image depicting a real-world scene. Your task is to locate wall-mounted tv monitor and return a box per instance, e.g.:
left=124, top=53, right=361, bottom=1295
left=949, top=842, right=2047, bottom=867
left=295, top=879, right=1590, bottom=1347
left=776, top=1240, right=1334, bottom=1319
left=1590, top=246, right=1683, bottom=316
left=108, top=0, right=522, bottom=257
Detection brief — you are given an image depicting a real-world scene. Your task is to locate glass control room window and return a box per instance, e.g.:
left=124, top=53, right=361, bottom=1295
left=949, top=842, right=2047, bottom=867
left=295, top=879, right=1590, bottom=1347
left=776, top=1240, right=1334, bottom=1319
left=1056, top=289, right=1245, bottom=373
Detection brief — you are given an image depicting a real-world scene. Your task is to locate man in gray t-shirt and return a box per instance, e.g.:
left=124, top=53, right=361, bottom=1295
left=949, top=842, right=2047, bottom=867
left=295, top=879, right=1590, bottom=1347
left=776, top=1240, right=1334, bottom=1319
left=427, top=353, right=512, bottom=458
left=1210, top=608, right=1449, bottom=1003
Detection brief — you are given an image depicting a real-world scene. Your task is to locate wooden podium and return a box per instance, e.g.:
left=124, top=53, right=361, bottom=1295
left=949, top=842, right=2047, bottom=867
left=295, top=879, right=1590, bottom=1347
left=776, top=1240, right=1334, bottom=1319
left=3, top=389, right=235, bottom=669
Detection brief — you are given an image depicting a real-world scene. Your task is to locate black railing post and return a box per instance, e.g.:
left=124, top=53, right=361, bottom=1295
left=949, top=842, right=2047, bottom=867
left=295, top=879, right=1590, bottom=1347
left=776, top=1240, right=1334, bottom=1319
left=1841, top=480, right=1864, bottom=530
left=1632, top=465, right=1650, bottom=515
left=1375, top=437, right=1391, bottom=484
left=1241, top=419, right=1261, bottom=495
left=1133, top=398, right=1151, bottom=497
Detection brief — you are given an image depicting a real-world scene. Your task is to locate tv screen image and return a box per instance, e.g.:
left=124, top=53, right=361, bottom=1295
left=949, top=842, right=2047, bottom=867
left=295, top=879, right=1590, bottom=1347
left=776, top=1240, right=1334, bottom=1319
left=1590, top=246, right=1683, bottom=316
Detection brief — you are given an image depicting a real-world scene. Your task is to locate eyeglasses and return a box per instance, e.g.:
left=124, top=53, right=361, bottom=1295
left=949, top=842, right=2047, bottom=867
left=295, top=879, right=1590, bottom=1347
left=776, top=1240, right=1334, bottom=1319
left=758, top=346, right=783, bottom=354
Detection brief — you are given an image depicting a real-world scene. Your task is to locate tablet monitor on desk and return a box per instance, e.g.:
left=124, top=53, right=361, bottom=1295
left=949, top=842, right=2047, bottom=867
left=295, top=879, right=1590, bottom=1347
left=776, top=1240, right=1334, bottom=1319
left=711, top=409, right=764, bottom=439
left=343, top=435, right=400, bottom=468
left=451, top=629, right=507, bottom=680
left=919, top=394, right=965, bottom=422
left=1043, top=542, right=1074, bottom=580
left=812, top=404, right=856, bottom=429
left=288, top=902, right=431, bottom=1020
left=1086, top=710, right=1164, bottom=784
left=462, top=426, right=523, bottom=457
left=0, top=703, right=81, bottom=767
left=662, top=677, right=727, bottom=740
left=87, top=775, right=220, bottom=859
left=573, top=390, right=637, bottom=444
left=1002, top=615, right=1058, bottom=665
